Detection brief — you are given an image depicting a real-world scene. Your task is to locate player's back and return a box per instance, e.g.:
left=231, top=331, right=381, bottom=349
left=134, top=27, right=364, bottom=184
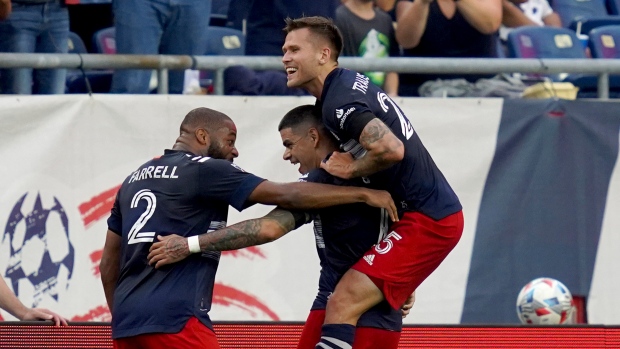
left=319, top=68, right=462, bottom=220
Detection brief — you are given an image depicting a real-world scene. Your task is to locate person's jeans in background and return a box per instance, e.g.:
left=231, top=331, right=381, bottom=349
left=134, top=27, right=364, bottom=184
left=0, top=0, right=69, bottom=94
left=111, top=0, right=211, bottom=94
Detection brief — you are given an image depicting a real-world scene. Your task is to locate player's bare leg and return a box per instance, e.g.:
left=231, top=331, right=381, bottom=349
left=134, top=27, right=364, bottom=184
left=324, top=269, right=384, bottom=325
left=314, top=269, right=384, bottom=349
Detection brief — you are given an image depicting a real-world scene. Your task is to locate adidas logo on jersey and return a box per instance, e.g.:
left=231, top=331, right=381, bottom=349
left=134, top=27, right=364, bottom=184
left=363, top=254, right=374, bottom=265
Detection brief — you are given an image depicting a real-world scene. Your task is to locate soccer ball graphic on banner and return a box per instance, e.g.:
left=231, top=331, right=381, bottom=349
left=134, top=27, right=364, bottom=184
left=516, top=277, right=574, bottom=324
left=3, top=192, right=74, bottom=308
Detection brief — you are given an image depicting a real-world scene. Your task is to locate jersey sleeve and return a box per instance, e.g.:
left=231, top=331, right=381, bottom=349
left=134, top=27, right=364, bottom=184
left=198, top=159, right=266, bottom=211
left=107, top=191, right=122, bottom=236
left=322, top=88, right=377, bottom=141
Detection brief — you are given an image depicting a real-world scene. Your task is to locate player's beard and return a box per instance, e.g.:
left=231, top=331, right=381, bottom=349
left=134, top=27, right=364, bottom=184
left=208, top=140, right=231, bottom=161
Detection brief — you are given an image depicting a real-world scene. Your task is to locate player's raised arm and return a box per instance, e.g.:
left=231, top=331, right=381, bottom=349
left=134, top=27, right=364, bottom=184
left=247, top=180, right=398, bottom=222
left=147, top=208, right=310, bottom=268
left=321, top=117, right=404, bottom=179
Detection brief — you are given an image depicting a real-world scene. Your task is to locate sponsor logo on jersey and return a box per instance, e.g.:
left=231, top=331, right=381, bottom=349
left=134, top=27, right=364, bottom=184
left=336, top=107, right=356, bottom=129
left=363, top=254, right=375, bottom=265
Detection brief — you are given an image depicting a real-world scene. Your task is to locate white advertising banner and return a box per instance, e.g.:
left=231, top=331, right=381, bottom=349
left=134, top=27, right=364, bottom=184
left=0, top=95, right=617, bottom=324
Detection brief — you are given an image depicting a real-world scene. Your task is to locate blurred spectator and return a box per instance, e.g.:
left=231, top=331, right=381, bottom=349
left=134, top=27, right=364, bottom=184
left=224, top=0, right=339, bottom=95
left=501, top=0, right=562, bottom=40
left=335, top=0, right=399, bottom=96
left=110, top=0, right=211, bottom=94
left=395, top=0, right=502, bottom=96
left=0, top=0, right=69, bottom=94
left=375, top=0, right=396, bottom=12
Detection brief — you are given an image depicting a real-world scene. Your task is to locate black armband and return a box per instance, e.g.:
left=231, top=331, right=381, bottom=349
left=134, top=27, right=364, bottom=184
left=291, top=210, right=312, bottom=230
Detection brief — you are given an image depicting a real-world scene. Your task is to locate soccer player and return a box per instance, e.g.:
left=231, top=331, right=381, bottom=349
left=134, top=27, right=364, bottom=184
left=147, top=105, right=414, bottom=349
left=281, top=16, right=464, bottom=348
left=100, top=107, right=397, bottom=349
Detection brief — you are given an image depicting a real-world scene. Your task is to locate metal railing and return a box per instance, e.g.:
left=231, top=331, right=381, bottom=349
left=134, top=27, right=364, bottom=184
left=1, top=53, right=619, bottom=98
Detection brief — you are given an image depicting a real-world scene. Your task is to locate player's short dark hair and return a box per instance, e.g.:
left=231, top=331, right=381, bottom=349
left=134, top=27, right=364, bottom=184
left=283, top=16, right=343, bottom=62
left=181, top=107, right=232, bottom=133
left=279, top=105, right=338, bottom=146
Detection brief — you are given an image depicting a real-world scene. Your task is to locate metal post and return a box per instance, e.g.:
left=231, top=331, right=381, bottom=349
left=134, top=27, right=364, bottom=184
left=597, top=73, right=609, bottom=100
left=214, top=68, right=225, bottom=95
left=157, top=69, right=169, bottom=94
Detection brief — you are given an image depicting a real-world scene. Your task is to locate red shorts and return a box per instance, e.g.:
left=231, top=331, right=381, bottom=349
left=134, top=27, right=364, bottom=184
left=352, top=210, right=464, bottom=310
left=113, top=317, right=220, bottom=349
left=297, top=309, right=400, bottom=349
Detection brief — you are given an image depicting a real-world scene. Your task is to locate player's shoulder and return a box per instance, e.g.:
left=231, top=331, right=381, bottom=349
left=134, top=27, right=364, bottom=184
left=304, top=168, right=332, bottom=184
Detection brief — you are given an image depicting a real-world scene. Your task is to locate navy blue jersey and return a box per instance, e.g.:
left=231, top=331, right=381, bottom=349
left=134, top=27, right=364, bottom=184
left=302, top=169, right=402, bottom=331
left=318, top=68, right=462, bottom=220
left=107, top=150, right=264, bottom=339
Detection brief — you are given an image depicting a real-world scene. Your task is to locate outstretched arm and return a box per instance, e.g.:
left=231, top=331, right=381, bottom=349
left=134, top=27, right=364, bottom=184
left=0, top=275, right=68, bottom=326
left=247, top=180, right=398, bottom=222
left=147, top=208, right=309, bottom=268
left=321, top=118, right=404, bottom=179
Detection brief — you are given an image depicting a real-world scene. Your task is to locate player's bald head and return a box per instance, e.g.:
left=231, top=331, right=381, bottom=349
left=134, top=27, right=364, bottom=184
left=181, top=107, right=234, bottom=134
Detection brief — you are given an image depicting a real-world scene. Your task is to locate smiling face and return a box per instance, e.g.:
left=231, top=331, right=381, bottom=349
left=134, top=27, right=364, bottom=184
left=279, top=126, right=320, bottom=175
left=282, top=28, right=328, bottom=92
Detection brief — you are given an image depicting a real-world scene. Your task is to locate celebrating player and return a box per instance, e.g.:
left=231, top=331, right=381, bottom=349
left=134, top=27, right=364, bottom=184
left=281, top=16, right=464, bottom=348
left=147, top=105, right=415, bottom=349
left=100, top=107, right=397, bottom=349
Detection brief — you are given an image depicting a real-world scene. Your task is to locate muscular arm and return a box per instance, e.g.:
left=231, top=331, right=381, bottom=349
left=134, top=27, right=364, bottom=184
left=247, top=179, right=398, bottom=221
left=100, top=230, right=122, bottom=312
left=321, top=118, right=404, bottom=179
left=456, top=0, right=502, bottom=34
left=148, top=208, right=304, bottom=268
left=395, top=0, right=433, bottom=49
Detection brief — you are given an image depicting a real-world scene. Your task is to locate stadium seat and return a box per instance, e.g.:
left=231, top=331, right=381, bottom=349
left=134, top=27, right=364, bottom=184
left=211, top=0, right=230, bottom=26
left=200, top=26, right=246, bottom=92
left=504, top=26, right=620, bottom=97
left=552, top=0, right=611, bottom=30
left=92, top=27, right=116, bottom=54
left=205, top=26, right=246, bottom=56
left=65, top=31, right=112, bottom=93
left=608, top=0, right=620, bottom=15
left=506, top=26, right=587, bottom=59
left=568, top=16, right=620, bottom=35
left=588, top=24, right=620, bottom=58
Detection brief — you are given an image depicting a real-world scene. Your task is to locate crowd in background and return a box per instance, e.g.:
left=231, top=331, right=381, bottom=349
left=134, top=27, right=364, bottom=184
left=1, top=0, right=611, bottom=97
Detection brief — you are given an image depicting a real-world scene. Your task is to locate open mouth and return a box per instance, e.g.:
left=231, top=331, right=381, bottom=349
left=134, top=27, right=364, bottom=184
left=286, top=67, right=298, bottom=77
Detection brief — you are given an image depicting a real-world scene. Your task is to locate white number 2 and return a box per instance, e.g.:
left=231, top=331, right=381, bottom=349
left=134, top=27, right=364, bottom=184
left=377, top=92, right=413, bottom=140
left=128, top=189, right=157, bottom=244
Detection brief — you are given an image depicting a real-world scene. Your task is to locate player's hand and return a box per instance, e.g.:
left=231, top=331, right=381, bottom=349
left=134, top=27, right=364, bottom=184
left=363, top=188, right=399, bottom=222
left=148, top=234, right=191, bottom=268
left=320, top=151, right=355, bottom=179
left=22, top=308, right=68, bottom=327
left=401, top=291, right=415, bottom=318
